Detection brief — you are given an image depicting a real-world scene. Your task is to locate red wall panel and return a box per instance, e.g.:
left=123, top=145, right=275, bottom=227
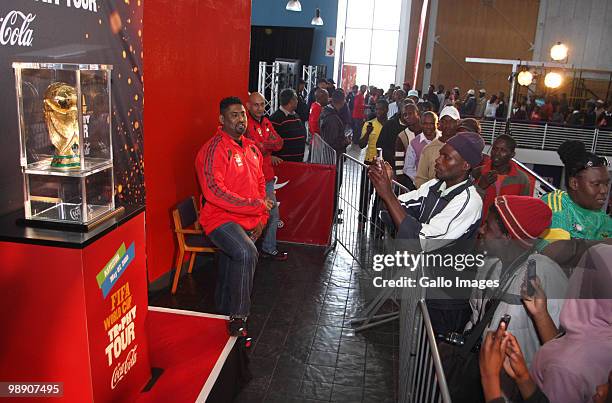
left=143, top=0, right=252, bottom=281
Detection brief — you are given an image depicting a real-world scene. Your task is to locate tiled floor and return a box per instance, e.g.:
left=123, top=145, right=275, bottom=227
left=150, top=243, right=399, bottom=403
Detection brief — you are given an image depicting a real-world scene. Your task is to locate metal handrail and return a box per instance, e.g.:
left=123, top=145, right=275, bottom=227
left=415, top=299, right=452, bottom=403
left=308, top=133, right=337, bottom=165
left=478, top=118, right=610, bottom=157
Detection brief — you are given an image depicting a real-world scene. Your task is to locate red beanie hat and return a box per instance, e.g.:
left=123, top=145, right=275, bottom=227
left=494, top=195, right=552, bottom=248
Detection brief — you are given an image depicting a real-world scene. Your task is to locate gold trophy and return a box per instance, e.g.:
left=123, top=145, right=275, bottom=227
left=43, top=82, right=80, bottom=168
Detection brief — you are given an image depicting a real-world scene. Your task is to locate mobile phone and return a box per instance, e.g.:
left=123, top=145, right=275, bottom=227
left=526, top=259, right=536, bottom=296
left=375, top=148, right=383, bottom=169
left=499, top=314, right=511, bottom=329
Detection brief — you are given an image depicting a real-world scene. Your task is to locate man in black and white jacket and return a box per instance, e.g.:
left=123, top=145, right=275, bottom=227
left=369, top=131, right=484, bottom=251
left=369, top=132, right=485, bottom=335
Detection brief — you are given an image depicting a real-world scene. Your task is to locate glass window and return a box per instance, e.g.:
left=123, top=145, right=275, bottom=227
left=369, top=65, right=397, bottom=89
left=370, top=30, right=399, bottom=65
left=341, top=0, right=403, bottom=87
left=346, top=0, right=374, bottom=29
left=373, top=0, right=402, bottom=30
left=344, top=28, right=372, bottom=64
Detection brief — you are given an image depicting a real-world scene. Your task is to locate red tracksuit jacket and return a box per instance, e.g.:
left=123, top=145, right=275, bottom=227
left=244, top=114, right=283, bottom=182
left=195, top=128, right=269, bottom=234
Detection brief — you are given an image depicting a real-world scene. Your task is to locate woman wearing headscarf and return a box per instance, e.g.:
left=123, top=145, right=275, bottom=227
left=539, top=140, right=612, bottom=266
left=530, top=243, right=612, bottom=403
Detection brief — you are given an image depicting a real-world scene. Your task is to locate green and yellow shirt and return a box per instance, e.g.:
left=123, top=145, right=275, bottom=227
left=539, top=190, right=612, bottom=249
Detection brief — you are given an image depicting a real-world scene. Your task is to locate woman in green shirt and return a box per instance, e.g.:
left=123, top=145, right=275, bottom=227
left=539, top=140, right=612, bottom=265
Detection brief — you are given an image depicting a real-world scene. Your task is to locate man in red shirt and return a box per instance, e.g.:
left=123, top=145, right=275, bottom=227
left=351, top=85, right=366, bottom=144
left=245, top=92, right=288, bottom=261
left=308, top=88, right=328, bottom=137
left=195, top=97, right=273, bottom=336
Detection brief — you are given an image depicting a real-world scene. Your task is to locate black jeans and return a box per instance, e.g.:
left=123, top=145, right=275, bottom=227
left=208, top=222, right=258, bottom=317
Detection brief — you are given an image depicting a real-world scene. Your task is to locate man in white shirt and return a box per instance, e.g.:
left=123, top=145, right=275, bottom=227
left=387, top=89, right=406, bottom=119
left=403, top=111, right=440, bottom=182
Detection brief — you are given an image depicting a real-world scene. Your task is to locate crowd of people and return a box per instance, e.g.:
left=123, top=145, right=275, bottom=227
left=331, top=80, right=612, bottom=130
left=361, top=81, right=612, bottom=402
left=192, top=72, right=611, bottom=402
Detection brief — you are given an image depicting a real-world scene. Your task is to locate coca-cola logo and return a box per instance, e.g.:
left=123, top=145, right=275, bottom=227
left=110, top=345, right=138, bottom=389
left=0, top=10, right=36, bottom=47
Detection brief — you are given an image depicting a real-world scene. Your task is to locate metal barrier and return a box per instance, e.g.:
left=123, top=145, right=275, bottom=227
left=401, top=298, right=451, bottom=403
left=335, top=153, right=410, bottom=272
left=478, top=118, right=612, bottom=158
left=308, top=133, right=336, bottom=165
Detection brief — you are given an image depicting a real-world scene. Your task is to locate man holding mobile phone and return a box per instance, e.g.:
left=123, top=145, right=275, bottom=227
left=466, top=195, right=568, bottom=371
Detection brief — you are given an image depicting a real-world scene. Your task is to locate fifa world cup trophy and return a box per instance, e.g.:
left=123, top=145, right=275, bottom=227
left=43, top=82, right=80, bottom=168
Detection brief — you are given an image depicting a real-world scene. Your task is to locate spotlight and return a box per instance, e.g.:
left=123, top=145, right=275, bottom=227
left=550, top=42, right=568, bottom=61
left=517, top=70, right=533, bottom=86
left=544, top=72, right=562, bottom=88
left=286, top=0, right=302, bottom=12
left=311, top=8, right=324, bottom=26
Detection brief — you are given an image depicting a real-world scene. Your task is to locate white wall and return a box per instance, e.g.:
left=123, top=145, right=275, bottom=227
left=533, top=0, right=612, bottom=71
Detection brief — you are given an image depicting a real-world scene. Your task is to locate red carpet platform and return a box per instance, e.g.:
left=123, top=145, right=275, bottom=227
left=137, top=307, right=236, bottom=402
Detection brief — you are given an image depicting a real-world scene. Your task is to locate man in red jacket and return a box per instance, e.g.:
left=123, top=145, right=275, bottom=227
left=195, top=96, right=273, bottom=336
left=245, top=92, right=288, bottom=261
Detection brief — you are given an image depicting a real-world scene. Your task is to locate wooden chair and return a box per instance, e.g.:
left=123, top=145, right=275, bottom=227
left=171, top=196, right=216, bottom=294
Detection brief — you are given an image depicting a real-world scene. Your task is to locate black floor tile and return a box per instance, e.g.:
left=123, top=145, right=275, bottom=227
left=336, top=353, right=366, bottom=370
left=330, top=384, right=363, bottom=402
left=303, top=364, right=336, bottom=384
left=338, top=340, right=367, bottom=357
left=300, top=380, right=333, bottom=401
left=308, top=350, right=338, bottom=367
left=268, top=375, right=302, bottom=397
left=332, top=366, right=364, bottom=387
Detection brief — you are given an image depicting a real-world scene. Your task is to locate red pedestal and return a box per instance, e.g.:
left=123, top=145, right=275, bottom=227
left=0, top=211, right=151, bottom=402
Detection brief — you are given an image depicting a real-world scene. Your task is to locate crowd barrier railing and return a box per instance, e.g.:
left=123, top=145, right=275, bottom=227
left=308, top=133, right=337, bottom=166
left=400, top=298, right=451, bottom=403
left=335, top=153, right=412, bottom=331
left=478, top=118, right=612, bottom=157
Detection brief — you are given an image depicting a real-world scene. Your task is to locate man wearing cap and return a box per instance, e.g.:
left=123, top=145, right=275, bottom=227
left=462, top=89, right=477, bottom=116
left=369, top=131, right=485, bottom=248
left=406, top=89, right=420, bottom=105
left=474, top=89, right=487, bottom=118
left=467, top=195, right=567, bottom=371
left=370, top=132, right=485, bottom=334
left=414, top=105, right=460, bottom=188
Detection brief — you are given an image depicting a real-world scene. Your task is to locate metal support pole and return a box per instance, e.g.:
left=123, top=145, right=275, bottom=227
left=507, top=62, right=517, bottom=121
left=271, top=62, right=280, bottom=113
left=421, top=0, right=438, bottom=92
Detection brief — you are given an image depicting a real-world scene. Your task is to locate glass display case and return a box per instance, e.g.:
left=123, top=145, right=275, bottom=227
left=13, top=62, right=119, bottom=229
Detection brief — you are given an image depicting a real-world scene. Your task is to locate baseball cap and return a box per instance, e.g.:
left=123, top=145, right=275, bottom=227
left=440, top=105, right=460, bottom=121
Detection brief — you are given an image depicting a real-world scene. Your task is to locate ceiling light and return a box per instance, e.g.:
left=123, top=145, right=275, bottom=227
left=550, top=42, right=568, bottom=61
left=286, top=0, right=301, bottom=12
left=311, top=8, right=324, bottom=26
left=517, top=70, right=533, bottom=86
left=544, top=71, right=562, bottom=88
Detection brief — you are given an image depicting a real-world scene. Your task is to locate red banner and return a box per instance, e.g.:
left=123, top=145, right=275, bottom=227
left=274, top=162, right=336, bottom=246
